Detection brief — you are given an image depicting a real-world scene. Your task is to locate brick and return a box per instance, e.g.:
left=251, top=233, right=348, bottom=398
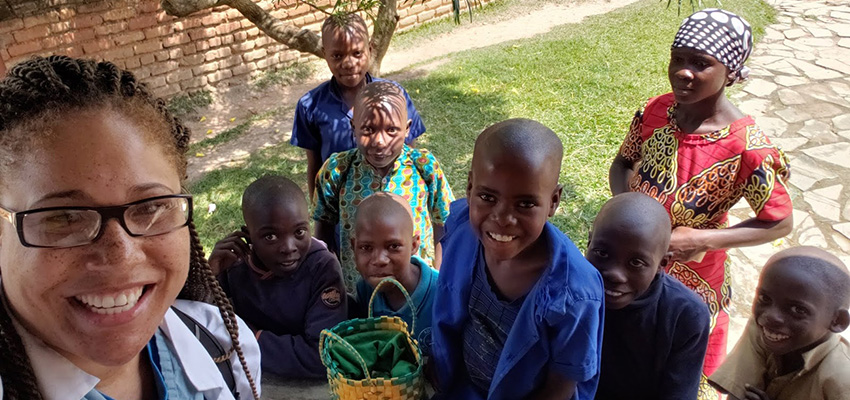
left=254, top=36, right=271, bottom=47
left=181, top=76, right=208, bottom=90
left=399, top=15, right=416, bottom=28
left=139, top=0, right=161, bottom=13
left=0, top=18, right=24, bottom=35
left=256, top=57, right=271, bottom=69
left=134, top=40, right=162, bottom=55
left=101, top=45, right=135, bottom=61
left=8, top=41, right=42, bottom=58
left=158, top=84, right=182, bottom=97
left=216, top=21, right=241, bottom=35
left=195, top=40, right=210, bottom=51
left=179, top=43, right=197, bottom=56
left=134, top=65, right=152, bottom=78
left=231, top=61, right=256, bottom=76
left=114, top=31, right=146, bottom=46
left=77, top=2, right=112, bottom=14
left=83, top=38, right=112, bottom=54
left=187, top=27, right=217, bottom=41
left=218, top=54, right=242, bottom=69
left=205, top=69, right=232, bottom=83
left=220, top=34, right=233, bottom=45
left=242, top=48, right=266, bottom=62
left=226, top=9, right=242, bottom=19
left=73, top=14, right=103, bottom=29
left=102, top=8, right=136, bottom=22
left=240, top=19, right=254, bottom=29
left=143, top=75, right=167, bottom=89
left=162, top=32, right=190, bottom=48
left=125, top=56, right=142, bottom=69
left=246, top=27, right=260, bottom=38
left=181, top=53, right=205, bottom=66
left=417, top=10, right=436, bottom=23
left=42, top=29, right=94, bottom=49
left=192, top=61, right=219, bottom=75
left=201, top=13, right=225, bottom=26
left=168, top=47, right=184, bottom=59
left=13, top=25, right=49, bottom=43
left=129, top=15, right=159, bottom=30
left=139, top=53, right=155, bottom=65
left=152, top=60, right=179, bottom=75
left=22, top=11, right=60, bottom=29
left=95, top=21, right=129, bottom=36
left=231, top=41, right=255, bottom=52
left=153, top=49, right=169, bottom=62
left=173, top=17, right=203, bottom=31
left=206, top=37, right=221, bottom=48
left=426, top=0, right=440, bottom=10
left=57, top=45, right=84, bottom=58
left=48, top=21, right=72, bottom=34
left=435, top=4, right=452, bottom=16
left=233, top=31, right=248, bottom=41
left=144, top=25, right=175, bottom=40
left=165, top=68, right=192, bottom=84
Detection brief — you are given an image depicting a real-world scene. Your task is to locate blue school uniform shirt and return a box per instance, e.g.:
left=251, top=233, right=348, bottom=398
left=290, top=74, right=426, bottom=163
left=596, top=273, right=711, bottom=400
left=431, top=199, right=605, bottom=400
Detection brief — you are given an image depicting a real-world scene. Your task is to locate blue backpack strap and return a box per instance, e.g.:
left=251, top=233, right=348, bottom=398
left=171, top=306, right=239, bottom=399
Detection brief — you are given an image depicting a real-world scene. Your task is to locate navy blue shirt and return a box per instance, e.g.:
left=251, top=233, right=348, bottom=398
left=290, top=74, right=426, bottom=163
left=596, top=273, right=711, bottom=400
left=218, top=238, right=346, bottom=379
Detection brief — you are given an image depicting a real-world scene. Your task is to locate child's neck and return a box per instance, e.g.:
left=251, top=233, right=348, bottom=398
left=340, top=79, right=366, bottom=110
left=776, top=334, right=832, bottom=375
left=384, top=262, right=421, bottom=311
left=675, top=91, right=742, bottom=134
left=483, top=234, right=550, bottom=302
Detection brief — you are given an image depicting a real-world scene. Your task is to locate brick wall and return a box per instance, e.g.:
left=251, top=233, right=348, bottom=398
left=0, top=0, right=478, bottom=97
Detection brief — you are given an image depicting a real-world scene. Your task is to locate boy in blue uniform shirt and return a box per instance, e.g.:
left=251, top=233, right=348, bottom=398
left=431, top=119, right=604, bottom=400
left=351, top=192, right=437, bottom=352
left=586, top=192, right=710, bottom=400
left=291, top=13, right=425, bottom=197
left=209, top=176, right=347, bottom=379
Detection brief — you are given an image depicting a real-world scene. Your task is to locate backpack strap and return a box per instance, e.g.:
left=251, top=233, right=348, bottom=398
left=171, top=306, right=239, bottom=399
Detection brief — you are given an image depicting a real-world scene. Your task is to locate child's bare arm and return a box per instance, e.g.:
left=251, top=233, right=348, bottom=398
left=527, top=371, right=577, bottom=400
left=609, top=153, right=636, bottom=195
left=305, top=149, right=321, bottom=198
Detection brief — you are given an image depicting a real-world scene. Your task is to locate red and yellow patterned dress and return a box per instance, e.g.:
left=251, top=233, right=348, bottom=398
left=618, top=93, right=792, bottom=399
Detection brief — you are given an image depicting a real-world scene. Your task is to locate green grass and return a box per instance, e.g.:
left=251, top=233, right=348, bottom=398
left=251, top=62, right=314, bottom=90
left=167, top=90, right=213, bottom=117
left=190, top=0, right=775, bottom=253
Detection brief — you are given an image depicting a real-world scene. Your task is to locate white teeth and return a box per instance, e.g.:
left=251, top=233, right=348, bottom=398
left=762, top=327, right=789, bottom=342
left=488, top=232, right=516, bottom=242
left=605, top=290, right=624, bottom=297
left=76, top=287, right=144, bottom=315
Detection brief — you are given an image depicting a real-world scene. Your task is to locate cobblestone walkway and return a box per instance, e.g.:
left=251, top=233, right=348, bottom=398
left=726, top=0, right=850, bottom=344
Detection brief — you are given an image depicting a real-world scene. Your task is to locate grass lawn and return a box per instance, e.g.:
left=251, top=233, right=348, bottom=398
left=190, top=0, right=775, bottom=253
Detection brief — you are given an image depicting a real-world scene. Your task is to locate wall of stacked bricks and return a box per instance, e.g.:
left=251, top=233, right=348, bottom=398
left=0, top=0, right=483, bottom=97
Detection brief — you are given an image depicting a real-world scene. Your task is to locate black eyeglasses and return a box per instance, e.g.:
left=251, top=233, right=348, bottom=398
left=0, top=194, right=193, bottom=249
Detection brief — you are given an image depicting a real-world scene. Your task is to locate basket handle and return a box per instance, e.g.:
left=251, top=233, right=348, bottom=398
left=368, top=277, right=417, bottom=335
left=320, top=329, right=373, bottom=381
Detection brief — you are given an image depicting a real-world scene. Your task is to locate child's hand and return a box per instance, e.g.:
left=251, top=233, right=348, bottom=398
left=668, top=226, right=710, bottom=263
left=209, top=230, right=251, bottom=276
left=743, top=384, right=771, bottom=400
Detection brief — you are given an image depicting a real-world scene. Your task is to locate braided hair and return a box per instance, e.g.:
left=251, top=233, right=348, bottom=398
left=0, top=56, right=259, bottom=400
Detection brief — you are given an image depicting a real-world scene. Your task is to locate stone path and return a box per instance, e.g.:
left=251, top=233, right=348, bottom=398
left=725, top=0, right=850, bottom=345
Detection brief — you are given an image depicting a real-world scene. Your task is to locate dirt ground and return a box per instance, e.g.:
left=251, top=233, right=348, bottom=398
left=183, top=0, right=640, bottom=182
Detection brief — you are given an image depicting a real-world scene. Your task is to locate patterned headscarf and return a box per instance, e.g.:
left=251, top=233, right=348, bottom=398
left=672, top=9, right=753, bottom=84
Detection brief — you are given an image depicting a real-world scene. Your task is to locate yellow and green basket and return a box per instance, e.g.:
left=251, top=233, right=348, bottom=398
left=319, top=278, right=425, bottom=400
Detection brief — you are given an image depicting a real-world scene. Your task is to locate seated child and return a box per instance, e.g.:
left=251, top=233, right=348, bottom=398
left=291, top=12, right=426, bottom=197
left=351, top=192, right=438, bottom=350
left=313, top=80, right=453, bottom=293
left=209, top=175, right=347, bottom=379
left=431, top=119, right=605, bottom=400
left=709, top=247, right=850, bottom=400
left=587, top=192, right=711, bottom=400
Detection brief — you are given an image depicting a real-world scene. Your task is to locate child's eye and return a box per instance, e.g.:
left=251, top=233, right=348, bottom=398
left=295, top=228, right=307, bottom=238
left=354, top=51, right=362, bottom=57
left=478, top=194, right=495, bottom=203
left=756, top=294, right=770, bottom=304
left=629, top=259, right=647, bottom=268
left=264, top=234, right=278, bottom=242
left=518, top=201, right=536, bottom=209
left=358, top=244, right=372, bottom=251
left=388, top=243, right=402, bottom=251
left=790, top=305, right=809, bottom=316
left=592, top=249, right=608, bottom=258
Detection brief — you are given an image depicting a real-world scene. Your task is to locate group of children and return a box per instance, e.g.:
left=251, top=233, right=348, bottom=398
left=206, top=8, right=850, bottom=400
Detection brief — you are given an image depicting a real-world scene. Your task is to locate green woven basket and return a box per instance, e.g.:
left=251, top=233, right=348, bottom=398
left=320, top=278, right=425, bottom=400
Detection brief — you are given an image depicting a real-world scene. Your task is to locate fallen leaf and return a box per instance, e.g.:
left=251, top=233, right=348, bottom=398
left=229, top=117, right=236, bottom=122
left=206, top=129, right=213, bottom=135
left=199, top=116, right=206, bottom=122
left=471, top=87, right=480, bottom=93
left=195, top=152, right=205, bottom=157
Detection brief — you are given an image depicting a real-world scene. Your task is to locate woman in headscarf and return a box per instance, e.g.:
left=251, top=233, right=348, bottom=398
left=609, top=9, right=793, bottom=399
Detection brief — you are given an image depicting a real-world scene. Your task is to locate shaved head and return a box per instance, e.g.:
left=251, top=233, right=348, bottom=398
left=472, top=118, right=564, bottom=185
left=321, top=12, right=370, bottom=44
left=765, top=247, right=850, bottom=309
left=593, top=192, right=672, bottom=252
left=353, top=81, right=407, bottom=123
left=242, top=175, right=306, bottom=216
left=354, top=192, right=414, bottom=235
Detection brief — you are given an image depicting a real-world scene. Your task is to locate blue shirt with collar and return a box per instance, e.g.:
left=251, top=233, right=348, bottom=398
left=355, top=256, right=437, bottom=355
left=290, top=74, right=426, bottom=163
left=431, top=199, right=605, bottom=400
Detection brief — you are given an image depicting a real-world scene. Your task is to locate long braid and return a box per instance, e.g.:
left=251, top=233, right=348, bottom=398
left=187, top=222, right=260, bottom=400
left=0, top=55, right=250, bottom=398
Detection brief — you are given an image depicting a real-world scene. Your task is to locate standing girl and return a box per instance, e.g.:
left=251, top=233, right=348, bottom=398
left=609, top=9, right=792, bottom=399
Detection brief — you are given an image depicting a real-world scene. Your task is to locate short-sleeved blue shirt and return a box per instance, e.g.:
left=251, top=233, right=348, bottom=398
left=290, top=74, right=426, bottom=163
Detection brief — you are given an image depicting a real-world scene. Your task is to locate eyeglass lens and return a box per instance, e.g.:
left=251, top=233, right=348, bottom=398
left=20, top=197, right=190, bottom=248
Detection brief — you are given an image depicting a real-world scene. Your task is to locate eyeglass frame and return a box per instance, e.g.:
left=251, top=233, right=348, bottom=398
left=0, top=194, right=194, bottom=249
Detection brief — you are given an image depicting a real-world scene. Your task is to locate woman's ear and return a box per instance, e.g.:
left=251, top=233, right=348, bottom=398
left=726, top=68, right=737, bottom=87
left=830, top=308, right=850, bottom=333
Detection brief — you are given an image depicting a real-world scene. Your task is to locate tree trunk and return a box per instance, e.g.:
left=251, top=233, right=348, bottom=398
left=368, top=0, right=399, bottom=77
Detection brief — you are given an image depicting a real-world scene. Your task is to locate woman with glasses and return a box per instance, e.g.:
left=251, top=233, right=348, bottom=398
left=0, top=56, right=260, bottom=400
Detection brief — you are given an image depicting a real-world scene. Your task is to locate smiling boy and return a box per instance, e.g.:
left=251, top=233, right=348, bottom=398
left=209, top=176, right=346, bottom=379
left=709, top=247, right=850, bottom=400
left=431, top=119, right=604, bottom=400
left=291, top=13, right=426, bottom=197
left=351, top=192, right=438, bottom=350
left=313, top=81, right=453, bottom=293
left=587, top=192, right=710, bottom=400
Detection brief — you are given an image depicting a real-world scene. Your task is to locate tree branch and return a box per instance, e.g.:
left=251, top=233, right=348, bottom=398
left=368, top=0, right=398, bottom=76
